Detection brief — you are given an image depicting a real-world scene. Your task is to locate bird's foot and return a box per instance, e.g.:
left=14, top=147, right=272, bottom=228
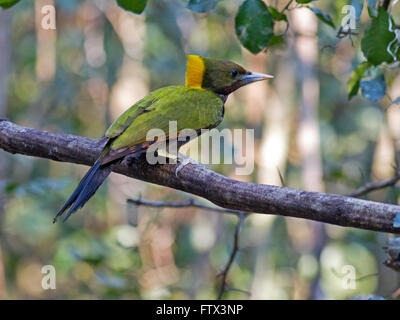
left=174, top=153, right=203, bottom=177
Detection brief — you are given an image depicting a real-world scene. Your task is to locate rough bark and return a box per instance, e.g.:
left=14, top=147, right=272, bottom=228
left=1, top=119, right=400, bottom=233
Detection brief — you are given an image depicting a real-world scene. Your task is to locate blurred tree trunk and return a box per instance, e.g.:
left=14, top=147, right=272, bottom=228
left=387, top=75, right=400, bottom=172
left=246, top=52, right=293, bottom=299
left=35, top=0, right=56, bottom=82
left=0, top=8, right=13, bottom=300
left=0, top=10, right=11, bottom=118
left=292, top=8, right=327, bottom=300
left=378, top=71, right=400, bottom=296
left=241, top=52, right=292, bottom=186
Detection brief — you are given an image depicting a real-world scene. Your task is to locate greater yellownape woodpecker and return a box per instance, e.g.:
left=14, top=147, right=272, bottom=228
left=54, top=55, right=273, bottom=222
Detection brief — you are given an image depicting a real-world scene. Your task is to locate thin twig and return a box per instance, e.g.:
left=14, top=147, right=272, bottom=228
left=264, top=0, right=293, bottom=54
left=277, top=168, right=286, bottom=187
left=128, top=197, right=248, bottom=299
left=348, top=171, right=400, bottom=197
left=127, top=197, right=246, bottom=217
left=280, top=0, right=294, bottom=14
left=217, top=213, right=245, bottom=300
left=356, top=272, right=379, bottom=282
left=331, top=268, right=379, bottom=283
left=336, top=26, right=359, bottom=47
left=223, top=286, right=251, bottom=296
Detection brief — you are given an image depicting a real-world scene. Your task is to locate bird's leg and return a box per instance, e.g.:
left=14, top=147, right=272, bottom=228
left=160, top=140, right=207, bottom=176
left=155, top=147, right=178, bottom=165
left=175, top=152, right=205, bottom=177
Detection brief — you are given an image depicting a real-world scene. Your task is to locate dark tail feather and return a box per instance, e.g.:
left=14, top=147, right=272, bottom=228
left=54, top=160, right=112, bottom=223
left=54, top=161, right=101, bottom=220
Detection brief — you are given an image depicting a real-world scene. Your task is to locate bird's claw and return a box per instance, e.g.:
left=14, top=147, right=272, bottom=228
left=174, top=153, right=201, bottom=177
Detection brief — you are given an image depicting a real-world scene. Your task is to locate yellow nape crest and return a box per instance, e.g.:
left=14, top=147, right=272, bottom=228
left=185, top=55, right=205, bottom=89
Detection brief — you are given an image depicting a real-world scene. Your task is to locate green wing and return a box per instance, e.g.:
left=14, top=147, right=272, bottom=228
left=105, top=85, right=224, bottom=152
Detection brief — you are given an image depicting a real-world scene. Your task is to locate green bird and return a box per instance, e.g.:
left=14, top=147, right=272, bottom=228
left=54, top=55, right=273, bottom=222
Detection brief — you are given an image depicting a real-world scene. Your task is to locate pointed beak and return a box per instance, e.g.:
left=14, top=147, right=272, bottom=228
left=241, top=72, right=274, bottom=85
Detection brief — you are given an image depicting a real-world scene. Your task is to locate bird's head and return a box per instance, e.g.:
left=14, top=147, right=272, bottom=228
left=185, top=55, right=273, bottom=96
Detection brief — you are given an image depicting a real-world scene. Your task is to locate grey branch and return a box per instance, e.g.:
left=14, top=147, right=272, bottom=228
left=348, top=171, right=400, bottom=198
left=1, top=119, right=400, bottom=233
left=127, top=197, right=246, bottom=216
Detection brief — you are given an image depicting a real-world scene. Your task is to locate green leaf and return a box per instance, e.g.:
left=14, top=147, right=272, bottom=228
left=4, top=182, right=19, bottom=194
left=187, top=0, right=221, bottom=13
left=268, top=34, right=285, bottom=47
left=0, top=0, right=20, bottom=9
left=308, top=7, right=335, bottom=29
left=360, top=73, right=386, bottom=101
left=235, top=0, right=274, bottom=54
left=296, top=0, right=313, bottom=3
left=361, top=7, right=396, bottom=66
left=268, top=7, right=287, bottom=22
left=347, top=62, right=369, bottom=99
left=116, top=0, right=148, bottom=14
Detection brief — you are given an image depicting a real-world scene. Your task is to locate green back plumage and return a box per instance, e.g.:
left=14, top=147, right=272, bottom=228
left=106, top=85, right=224, bottom=150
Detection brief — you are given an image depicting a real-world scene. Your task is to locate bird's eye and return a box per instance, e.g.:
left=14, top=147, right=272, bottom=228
left=231, top=69, right=239, bottom=78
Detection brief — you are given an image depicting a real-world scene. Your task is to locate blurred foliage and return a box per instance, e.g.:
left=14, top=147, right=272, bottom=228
left=187, top=0, right=221, bottom=13
left=116, top=0, right=147, bottom=14
left=361, top=8, right=397, bottom=66
left=0, top=0, right=399, bottom=300
left=0, top=0, right=19, bottom=9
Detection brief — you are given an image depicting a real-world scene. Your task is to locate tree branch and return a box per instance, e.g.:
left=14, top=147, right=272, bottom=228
left=348, top=171, right=400, bottom=198
left=1, top=119, right=400, bottom=233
